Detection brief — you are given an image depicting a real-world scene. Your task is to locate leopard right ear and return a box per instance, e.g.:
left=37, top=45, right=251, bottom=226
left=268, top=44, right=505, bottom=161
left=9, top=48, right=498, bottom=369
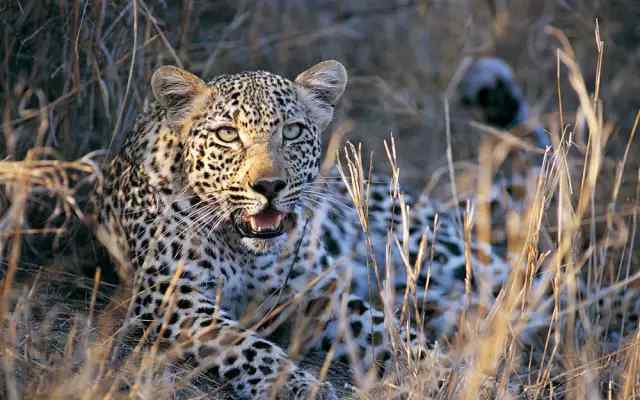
left=151, top=66, right=210, bottom=126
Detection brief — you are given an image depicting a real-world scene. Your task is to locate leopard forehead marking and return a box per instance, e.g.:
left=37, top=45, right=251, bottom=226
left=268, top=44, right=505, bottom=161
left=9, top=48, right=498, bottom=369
left=206, top=72, right=303, bottom=135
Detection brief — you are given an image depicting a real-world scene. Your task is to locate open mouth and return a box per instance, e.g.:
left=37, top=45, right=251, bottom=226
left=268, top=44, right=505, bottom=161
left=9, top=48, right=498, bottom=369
left=233, top=208, right=295, bottom=239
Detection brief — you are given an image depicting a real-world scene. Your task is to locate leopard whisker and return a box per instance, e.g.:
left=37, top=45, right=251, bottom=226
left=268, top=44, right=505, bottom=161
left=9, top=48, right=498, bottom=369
left=300, top=190, right=353, bottom=210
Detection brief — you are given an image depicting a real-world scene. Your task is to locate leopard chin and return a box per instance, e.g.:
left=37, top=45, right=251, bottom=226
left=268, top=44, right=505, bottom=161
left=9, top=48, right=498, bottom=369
left=240, top=235, right=288, bottom=254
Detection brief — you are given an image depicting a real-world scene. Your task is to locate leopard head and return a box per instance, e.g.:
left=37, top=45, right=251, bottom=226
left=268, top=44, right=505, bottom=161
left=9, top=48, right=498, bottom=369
left=151, top=61, right=347, bottom=252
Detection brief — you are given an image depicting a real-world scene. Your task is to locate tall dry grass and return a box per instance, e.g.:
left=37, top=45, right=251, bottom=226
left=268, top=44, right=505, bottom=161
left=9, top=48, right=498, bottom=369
left=1, top=1, right=639, bottom=399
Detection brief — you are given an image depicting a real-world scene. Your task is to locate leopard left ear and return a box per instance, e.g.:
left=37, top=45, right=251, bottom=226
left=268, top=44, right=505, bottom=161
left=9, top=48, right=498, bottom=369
left=151, top=65, right=209, bottom=126
left=295, top=60, right=348, bottom=107
left=295, top=60, right=347, bottom=130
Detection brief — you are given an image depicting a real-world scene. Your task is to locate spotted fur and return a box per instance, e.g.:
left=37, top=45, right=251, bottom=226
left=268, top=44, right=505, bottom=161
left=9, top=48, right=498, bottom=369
left=94, top=61, right=422, bottom=399
left=92, top=58, right=637, bottom=399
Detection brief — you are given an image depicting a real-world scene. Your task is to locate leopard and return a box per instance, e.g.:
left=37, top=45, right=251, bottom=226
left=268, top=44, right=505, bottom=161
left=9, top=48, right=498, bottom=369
left=91, top=57, right=638, bottom=399
left=95, top=60, right=417, bottom=399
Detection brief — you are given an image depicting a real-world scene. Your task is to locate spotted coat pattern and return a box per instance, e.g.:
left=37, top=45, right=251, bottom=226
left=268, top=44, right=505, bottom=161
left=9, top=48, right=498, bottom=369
left=94, top=62, right=424, bottom=399
left=93, top=58, right=637, bottom=399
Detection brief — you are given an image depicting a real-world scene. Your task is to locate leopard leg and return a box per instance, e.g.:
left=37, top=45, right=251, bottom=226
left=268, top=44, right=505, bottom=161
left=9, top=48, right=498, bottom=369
left=130, top=269, right=336, bottom=400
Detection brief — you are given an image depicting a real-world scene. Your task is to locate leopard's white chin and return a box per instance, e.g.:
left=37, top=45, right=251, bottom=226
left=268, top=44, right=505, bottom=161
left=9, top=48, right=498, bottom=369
left=241, top=234, right=288, bottom=254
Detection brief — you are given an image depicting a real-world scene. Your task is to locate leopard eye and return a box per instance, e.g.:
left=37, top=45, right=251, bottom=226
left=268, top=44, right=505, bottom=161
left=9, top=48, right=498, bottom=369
left=283, top=123, right=305, bottom=142
left=213, top=127, right=239, bottom=143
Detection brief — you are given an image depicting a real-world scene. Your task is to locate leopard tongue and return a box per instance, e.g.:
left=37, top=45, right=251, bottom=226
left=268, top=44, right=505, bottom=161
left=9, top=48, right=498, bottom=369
left=249, top=209, right=284, bottom=232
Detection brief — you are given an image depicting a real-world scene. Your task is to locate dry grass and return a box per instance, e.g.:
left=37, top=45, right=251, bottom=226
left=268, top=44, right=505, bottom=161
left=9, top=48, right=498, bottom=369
left=1, top=1, right=640, bottom=399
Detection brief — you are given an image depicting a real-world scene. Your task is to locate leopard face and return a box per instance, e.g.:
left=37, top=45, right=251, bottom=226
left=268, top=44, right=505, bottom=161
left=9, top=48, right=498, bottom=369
left=151, top=61, right=347, bottom=253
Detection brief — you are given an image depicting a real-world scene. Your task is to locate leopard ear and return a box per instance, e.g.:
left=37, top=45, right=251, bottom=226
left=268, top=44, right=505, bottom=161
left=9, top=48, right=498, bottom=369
left=295, top=60, right=347, bottom=107
left=295, top=60, right=347, bottom=130
left=151, top=66, right=209, bottom=125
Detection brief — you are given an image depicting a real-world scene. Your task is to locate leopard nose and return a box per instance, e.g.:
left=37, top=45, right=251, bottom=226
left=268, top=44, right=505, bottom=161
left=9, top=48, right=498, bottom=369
left=251, top=178, right=287, bottom=200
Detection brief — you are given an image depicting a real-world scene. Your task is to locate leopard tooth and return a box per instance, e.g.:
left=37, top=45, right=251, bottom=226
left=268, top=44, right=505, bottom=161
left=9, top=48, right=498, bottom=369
left=249, top=213, right=284, bottom=232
